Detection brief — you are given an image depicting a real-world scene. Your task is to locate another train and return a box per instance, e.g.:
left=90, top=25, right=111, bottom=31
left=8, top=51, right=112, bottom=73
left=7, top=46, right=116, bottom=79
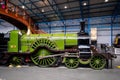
left=114, top=34, right=120, bottom=48
left=0, top=22, right=116, bottom=69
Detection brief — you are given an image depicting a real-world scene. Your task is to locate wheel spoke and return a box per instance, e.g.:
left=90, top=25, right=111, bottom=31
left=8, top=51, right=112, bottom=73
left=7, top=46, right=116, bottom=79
left=47, top=58, right=51, bottom=65
left=44, top=59, right=47, bottom=66
left=43, top=60, right=45, bottom=65
left=43, top=60, right=46, bottom=65
left=33, top=56, right=38, bottom=60
left=39, top=60, right=42, bottom=65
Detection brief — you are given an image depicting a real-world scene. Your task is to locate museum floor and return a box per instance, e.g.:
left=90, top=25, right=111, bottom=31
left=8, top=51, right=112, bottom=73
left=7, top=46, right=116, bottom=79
left=0, top=56, right=120, bottom=80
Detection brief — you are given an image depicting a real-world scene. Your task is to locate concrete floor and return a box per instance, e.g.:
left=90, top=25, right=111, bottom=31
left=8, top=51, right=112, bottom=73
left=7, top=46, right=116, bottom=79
left=0, top=56, right=120, bottom=80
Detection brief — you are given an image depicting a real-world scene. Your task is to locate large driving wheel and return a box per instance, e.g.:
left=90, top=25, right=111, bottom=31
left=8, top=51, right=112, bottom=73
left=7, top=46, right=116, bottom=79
left=31, top=38, right=57, bottom=67
left=90, top=55, right=106, bottom=70
left=64, top=57, right=79, bottom=69
left=31, top=48, right=57, bottom=67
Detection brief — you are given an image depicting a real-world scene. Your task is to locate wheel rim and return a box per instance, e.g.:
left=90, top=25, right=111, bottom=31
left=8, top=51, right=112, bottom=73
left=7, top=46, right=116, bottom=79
left=90, top=55, right=106, bottom=70
left=64, top=57, right=79, bottom=69
left=31, top=39, right=57, bottom=67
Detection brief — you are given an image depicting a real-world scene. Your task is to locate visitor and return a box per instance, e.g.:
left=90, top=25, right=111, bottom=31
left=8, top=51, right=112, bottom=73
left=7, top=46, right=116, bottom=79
left=0, top=0, right=6, bottom=9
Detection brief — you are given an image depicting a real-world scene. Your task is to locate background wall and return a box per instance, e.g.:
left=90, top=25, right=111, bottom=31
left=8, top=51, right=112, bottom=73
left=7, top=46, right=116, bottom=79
left=38, top=16, right=120, bottom=46
left=0, top=16, right=120, bottom=46
left=97, top=28, right=120, bottom=45
left=0, top=20, right=16, bottom=33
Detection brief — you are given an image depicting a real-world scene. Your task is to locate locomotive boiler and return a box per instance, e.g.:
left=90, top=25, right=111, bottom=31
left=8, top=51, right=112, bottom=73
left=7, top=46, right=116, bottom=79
left=0, top=22, right=115, bottom=69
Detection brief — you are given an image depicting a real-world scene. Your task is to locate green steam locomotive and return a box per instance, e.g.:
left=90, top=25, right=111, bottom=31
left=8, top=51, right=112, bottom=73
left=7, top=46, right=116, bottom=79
left=0, top=22, right=115, bottom=69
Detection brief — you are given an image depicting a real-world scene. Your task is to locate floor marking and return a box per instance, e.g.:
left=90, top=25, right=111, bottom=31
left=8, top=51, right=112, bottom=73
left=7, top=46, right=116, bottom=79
left=117, top=66, right=120, bottom=69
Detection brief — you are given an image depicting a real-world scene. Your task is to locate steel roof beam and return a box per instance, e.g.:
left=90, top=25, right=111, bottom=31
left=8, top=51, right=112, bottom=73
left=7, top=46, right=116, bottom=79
left=29, top=0, right=49, bottom=22
left=79, top=0, right=84, bottom=20
left=35, top=10, right=114, bottom=22
left=26, top=1, right=116, bottom=14
left=46, top=0, right=67, bottom=33
left=111, top=0, right=120, bottom=23
left=18, top=0, right=43, bottom=21
left=47, top=0, right=64, bottom=20
left=36, top=22, right=120, bottom=28
left=30, top=2, right=116, bottom=17
left=19, top=0, right=50, bottom=29
left=110, top=0, right=120, bottom=45
left=18, top=0, right=90, bottom=10
left=17, top=0, right=78, bottom=8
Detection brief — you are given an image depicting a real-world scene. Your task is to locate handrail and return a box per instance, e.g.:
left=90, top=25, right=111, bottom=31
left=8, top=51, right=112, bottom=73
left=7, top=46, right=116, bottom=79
left=0, top=0, right=46, bottom=34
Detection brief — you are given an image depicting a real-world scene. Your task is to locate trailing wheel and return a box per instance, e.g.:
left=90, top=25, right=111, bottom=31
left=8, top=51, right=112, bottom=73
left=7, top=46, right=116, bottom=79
left=31, top=38, right=57, bottom=67
left=64, top=57, right=79, bottom=69
left=90, top=55, right=106, bottom=70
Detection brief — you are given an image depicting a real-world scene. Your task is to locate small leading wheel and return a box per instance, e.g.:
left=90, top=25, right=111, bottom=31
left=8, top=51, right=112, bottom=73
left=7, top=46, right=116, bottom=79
left=31, top=49, right=57, bottom=67
left=10, top=56, right=22, bottom=66
left=64, top=57, right=79, bottom=69
left=90, top=55, right=106, bottom=70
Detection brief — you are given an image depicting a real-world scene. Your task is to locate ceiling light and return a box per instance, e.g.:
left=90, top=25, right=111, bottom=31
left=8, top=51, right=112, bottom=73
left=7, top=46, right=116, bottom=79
left=64, top=5, right=67, bottom=9
left=41, top=9, right=44, bottom=12
left=22, top=5, right=25, bottom=9
left=105, top=0, right=109, bottom=2
left=83, top=2, right=87, bottom=6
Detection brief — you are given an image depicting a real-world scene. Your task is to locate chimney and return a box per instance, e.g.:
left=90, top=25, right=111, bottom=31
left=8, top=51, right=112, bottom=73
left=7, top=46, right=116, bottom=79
left=78, top=21, right=88, bottom=35
left=80, top=21, right=85, bottom=33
